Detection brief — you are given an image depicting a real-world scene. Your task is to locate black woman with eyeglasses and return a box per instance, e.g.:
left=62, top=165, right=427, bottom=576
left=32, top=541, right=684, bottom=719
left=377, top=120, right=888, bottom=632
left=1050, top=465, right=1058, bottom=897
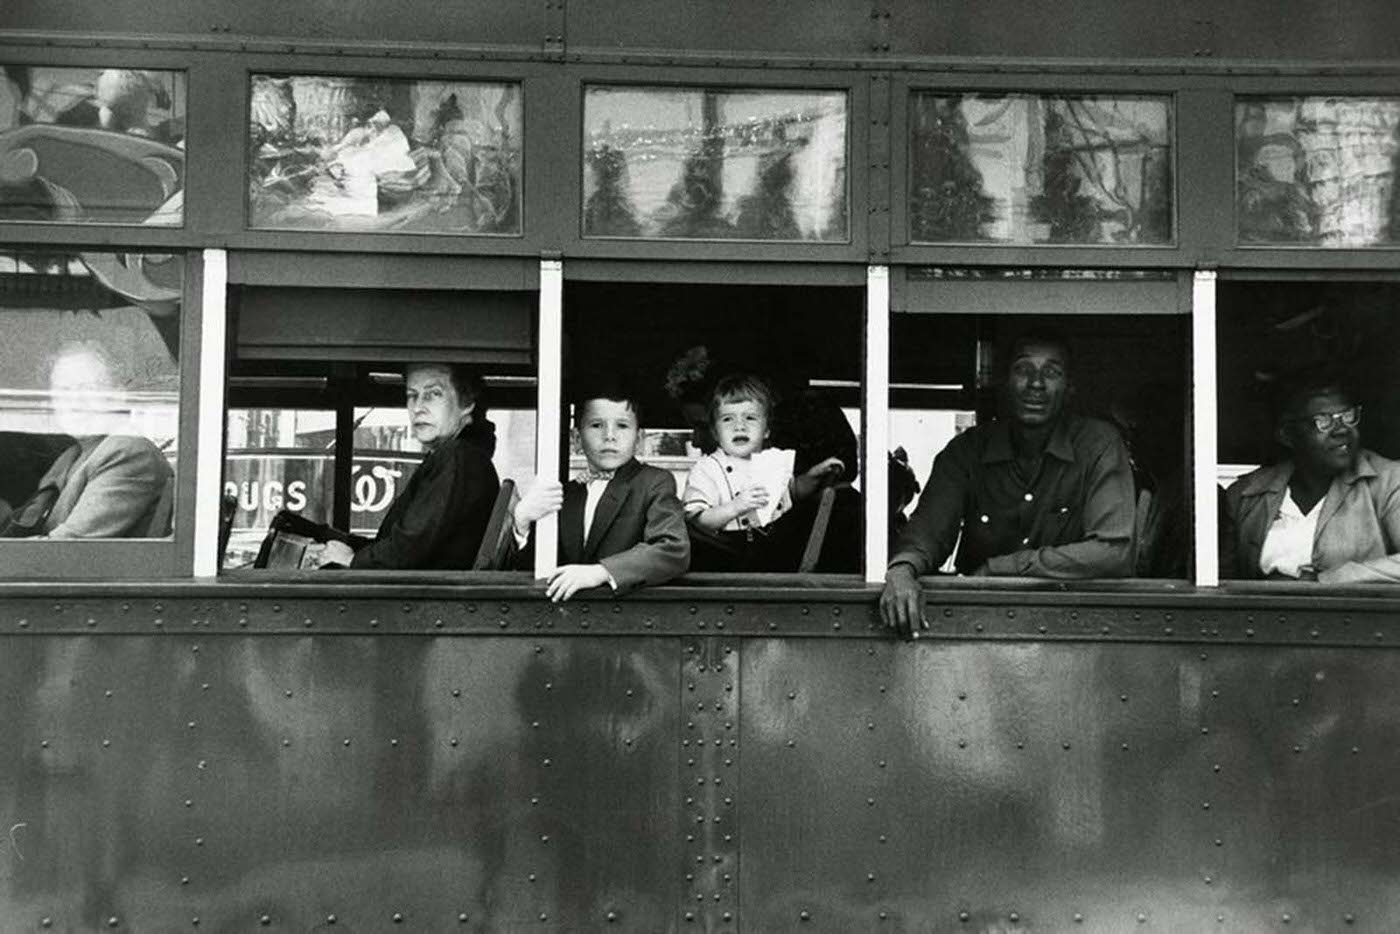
left=1221, top=372, right=1400, bottom=583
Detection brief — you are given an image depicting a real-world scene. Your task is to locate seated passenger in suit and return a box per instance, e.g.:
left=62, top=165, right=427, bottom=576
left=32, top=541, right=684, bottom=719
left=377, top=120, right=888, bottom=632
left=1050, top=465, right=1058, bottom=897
left=510, top=381, right=690, bottom=602
left=1221, top=372, right=1400, bottom=583
left=0, top=342, right=171, bottom=538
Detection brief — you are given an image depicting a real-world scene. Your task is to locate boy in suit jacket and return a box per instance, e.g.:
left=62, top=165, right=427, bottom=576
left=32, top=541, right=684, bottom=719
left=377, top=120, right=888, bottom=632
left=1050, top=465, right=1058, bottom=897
left=513, top=386, right=690, bottom=601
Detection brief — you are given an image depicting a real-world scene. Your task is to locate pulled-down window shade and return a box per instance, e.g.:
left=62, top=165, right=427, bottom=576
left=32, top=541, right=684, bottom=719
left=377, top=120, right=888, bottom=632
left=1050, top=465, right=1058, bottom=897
left=894, top=268, right=1189, bottom=316
left=234, top=286, right=534, bottom=366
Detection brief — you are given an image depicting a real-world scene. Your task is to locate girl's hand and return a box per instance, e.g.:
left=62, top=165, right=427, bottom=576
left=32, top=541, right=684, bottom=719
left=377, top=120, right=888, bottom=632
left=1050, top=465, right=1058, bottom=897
left=734, top=486, right=770, bottom=515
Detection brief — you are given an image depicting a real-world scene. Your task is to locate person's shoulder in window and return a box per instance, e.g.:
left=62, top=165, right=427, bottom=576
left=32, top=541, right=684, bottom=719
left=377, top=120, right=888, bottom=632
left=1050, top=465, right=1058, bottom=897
left=44, top=434, right=172, bottom=538
left=1222, top=373, right=1400, bottom=584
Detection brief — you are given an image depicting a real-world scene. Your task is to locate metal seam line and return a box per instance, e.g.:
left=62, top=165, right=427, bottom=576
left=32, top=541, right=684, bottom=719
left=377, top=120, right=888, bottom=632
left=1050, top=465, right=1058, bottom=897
left=534, top=256, right=564, bottom=579
left=865, top=264, right=891, bottom=582
left=193, top=248, right=228, bottom=578
left=1192, top=268, right=1219, bottom=587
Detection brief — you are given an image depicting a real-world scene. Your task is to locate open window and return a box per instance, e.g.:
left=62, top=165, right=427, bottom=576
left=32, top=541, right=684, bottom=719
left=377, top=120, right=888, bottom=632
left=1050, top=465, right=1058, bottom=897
left=889, top=268, right=1191, bottom=582
left=1217, top=277, right=1400, bottom=585
left=221, top=263, right=537, bottom=574
left=562, top=275, right=865, bottom=576
left=0, top=249, right=189, bottom=576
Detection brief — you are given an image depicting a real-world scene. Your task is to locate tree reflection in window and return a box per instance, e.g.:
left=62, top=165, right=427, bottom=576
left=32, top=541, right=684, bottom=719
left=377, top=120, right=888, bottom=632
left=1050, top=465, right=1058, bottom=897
left=1237, top=97, right=1400, bottom=247
left=583, top=86, right=848, bottom=241
left=910, top=93, right=1172, bottom=245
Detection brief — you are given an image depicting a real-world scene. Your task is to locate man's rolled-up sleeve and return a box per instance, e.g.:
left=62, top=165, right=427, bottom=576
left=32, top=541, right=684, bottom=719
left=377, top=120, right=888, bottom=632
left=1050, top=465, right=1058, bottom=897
left=888, top=441, right=971, bottom=576
left=682, top=460, right=720, bottom=517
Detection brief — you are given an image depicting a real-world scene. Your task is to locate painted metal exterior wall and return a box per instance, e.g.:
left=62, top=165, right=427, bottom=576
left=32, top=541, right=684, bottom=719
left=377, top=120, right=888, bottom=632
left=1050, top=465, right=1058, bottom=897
left=8, top=0, right=1400, bottom=64
left=1, top=585, right=1397, bottom=931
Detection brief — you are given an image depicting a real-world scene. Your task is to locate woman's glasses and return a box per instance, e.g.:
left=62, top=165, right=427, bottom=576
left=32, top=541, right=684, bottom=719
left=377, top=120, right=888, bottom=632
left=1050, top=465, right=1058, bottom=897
left=1293, top=405, right=1361, bottom=434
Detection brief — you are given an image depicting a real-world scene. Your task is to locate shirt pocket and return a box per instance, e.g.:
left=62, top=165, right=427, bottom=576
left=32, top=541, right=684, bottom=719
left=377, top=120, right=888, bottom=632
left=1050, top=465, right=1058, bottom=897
left=1037, top=468, right=1084, bottom=543
left=963, top=498, right=1025, bottom=555
left=1040, top=501, right=1080, bottom=544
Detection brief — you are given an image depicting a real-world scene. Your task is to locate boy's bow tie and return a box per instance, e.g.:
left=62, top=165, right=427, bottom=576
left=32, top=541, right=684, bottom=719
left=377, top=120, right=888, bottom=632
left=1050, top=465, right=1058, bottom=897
left=581, top=468, right=616, bottom=484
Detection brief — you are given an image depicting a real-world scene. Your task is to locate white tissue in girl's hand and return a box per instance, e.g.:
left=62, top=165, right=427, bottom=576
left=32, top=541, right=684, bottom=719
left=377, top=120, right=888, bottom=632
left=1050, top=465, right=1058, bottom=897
left=748, top=448, right=795, bottom=527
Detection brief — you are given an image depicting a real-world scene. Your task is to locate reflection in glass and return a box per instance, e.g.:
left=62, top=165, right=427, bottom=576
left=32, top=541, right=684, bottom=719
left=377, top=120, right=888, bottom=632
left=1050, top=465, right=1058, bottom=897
left=223, top=409, right=335, bottom=569
left=909, top=93, right=1172, bottom=245
left=1237, top=97, right=1400, bottom=247
left=0, top=65, right=185, bottom=225
left=248, top=74, right=522, bottom=234
left=0, top=252, right=182, bottom=539
left=222, top=402, right=538, bottom=568
left=583, top=86, right=847, bottom=241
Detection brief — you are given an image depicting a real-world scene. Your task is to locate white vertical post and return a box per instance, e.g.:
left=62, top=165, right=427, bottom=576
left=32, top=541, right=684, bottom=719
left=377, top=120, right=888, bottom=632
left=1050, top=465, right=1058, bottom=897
left=1192, top=269, right=1219, bottom=587
left=534, top=257, right=564, bottom=579
left=864, top=265, right=891, bottom=583
left=192, top=248, right=228, bottom=578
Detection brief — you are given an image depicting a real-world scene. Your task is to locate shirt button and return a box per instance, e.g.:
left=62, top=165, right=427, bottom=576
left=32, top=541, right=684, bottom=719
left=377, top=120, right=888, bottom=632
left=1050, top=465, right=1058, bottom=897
left=980, top=514, right=990, bottom=523
left=1023, top=493, right=1034, bottom=502
left=725, top=466, right=733, bottom=473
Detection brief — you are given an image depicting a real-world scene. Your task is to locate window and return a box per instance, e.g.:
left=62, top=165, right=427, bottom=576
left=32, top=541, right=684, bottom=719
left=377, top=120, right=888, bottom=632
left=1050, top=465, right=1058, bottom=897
left=565, top=280, right=864, bottom=574
left=248, top=74, right=522, bottom=235
left=1236, top=96, right=1400, bottom=247
left=0, top=250, right=182, bottom=540
left=909, top=92, right=1173, bottom=245
left=582, top=86, right=848, bottom=241
left=223, top=283, right=536, bottom=572
left=889, top=271, right=1190, bottom=580
left=223, top=407, right=335, bottom=569
left=1217, top=279, right=1400, bottom=583
left=0, top=65, right=185, bottom=225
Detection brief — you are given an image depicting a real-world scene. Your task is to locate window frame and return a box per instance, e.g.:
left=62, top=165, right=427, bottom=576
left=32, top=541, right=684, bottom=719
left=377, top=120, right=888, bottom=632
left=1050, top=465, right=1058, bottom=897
left=556, top=260, right=874, bottom=583
left=0, top=246, right=202, bottom=579
left=1229, top=79, right=1400, bottom=259
left=889, top=71, right=1191, bottom=268
left=886, top=265, right=1198, bottom=584
left=560, top=64, right=872, bottom=265
left=901, top=87, right=1178, bottom=250
left=215, top=250, right=542, bottom=578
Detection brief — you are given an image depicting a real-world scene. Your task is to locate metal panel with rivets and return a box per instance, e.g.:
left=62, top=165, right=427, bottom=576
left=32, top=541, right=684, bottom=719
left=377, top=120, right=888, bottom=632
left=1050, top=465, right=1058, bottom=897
left=1, top=584, right=1399, bottom=931
left=0, top=591, right=684, bottom=932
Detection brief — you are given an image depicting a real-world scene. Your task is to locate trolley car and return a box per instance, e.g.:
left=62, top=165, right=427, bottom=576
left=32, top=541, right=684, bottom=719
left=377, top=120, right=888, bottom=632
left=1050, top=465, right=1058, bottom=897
left=3, top=1, right=1400, bottom=930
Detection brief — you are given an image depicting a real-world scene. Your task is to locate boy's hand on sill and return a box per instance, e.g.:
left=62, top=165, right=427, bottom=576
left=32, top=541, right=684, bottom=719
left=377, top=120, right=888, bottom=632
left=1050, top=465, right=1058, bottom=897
left=546, top=563, right=613, bottom=602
